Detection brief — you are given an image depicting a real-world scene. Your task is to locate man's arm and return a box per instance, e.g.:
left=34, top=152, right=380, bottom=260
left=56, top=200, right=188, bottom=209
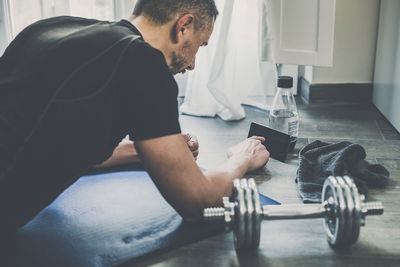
left=135, top=134, right=269, bottom=222
left=95, top=133, right=199, bottom=168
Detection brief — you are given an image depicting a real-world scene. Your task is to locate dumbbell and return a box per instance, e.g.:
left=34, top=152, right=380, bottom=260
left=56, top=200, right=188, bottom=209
left=203, top=176, right=384, bottom=250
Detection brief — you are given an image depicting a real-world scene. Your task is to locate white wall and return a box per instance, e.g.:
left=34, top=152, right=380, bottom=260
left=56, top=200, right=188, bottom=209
left=309, top=0, right=380, bottom=84
left=373, top=0, right=400, bottom=132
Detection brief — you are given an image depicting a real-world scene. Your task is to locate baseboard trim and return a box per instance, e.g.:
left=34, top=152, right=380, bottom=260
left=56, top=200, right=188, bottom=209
left=300, top=77, right=373, bottom=103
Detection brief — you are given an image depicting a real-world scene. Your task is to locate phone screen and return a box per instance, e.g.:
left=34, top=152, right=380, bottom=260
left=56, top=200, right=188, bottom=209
left=248, top=122, right=291, bottom=162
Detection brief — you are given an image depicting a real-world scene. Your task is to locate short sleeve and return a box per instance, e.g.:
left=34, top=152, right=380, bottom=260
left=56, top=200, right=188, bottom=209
left=118, top=41, right=181, bottom=141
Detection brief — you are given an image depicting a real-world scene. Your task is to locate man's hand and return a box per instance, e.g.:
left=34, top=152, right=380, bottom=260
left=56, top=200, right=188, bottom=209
left=227, top=136, right=270, bottom=171
left=182, top=133, right=199, bottom=160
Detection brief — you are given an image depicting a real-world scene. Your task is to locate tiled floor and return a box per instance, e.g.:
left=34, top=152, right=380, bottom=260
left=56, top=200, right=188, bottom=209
left=125, top=99, right=400, bottom=267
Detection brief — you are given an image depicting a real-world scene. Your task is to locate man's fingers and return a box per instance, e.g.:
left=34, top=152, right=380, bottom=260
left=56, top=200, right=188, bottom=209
left=187, top=135, right=199, bottom=151
left=183, top=133, right=199, bottom=150
left=249, top=135, right=265, bottom=143
left=182, top=133, right=200, bottom=159
left=189, top=141, right=199, bottom=151
left=190, top=136, right=199, bottom=148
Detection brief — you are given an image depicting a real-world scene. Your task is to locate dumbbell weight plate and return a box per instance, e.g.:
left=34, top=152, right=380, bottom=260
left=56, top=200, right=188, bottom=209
left=322, top=176, right=347, bottom=246
left=241, top=179, right=254, bottom=249
left=336, top=177, right=355, bottom=246
left=233, top=179, right=247, bottom=250
left=343, top=176, right=361, bottom=245
left=248, top=179, right=262, bottom=249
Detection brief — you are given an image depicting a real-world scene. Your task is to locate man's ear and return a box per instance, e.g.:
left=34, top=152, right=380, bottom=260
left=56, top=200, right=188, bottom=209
left=173, top=14, right=194, bottom=43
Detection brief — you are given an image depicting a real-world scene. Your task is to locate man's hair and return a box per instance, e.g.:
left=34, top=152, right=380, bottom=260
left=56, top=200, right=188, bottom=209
left=132, top=0, right=218, bottom=31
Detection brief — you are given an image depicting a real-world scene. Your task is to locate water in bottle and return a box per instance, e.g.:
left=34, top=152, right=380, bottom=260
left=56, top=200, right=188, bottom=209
left=269, top=76, right=299, bottom=152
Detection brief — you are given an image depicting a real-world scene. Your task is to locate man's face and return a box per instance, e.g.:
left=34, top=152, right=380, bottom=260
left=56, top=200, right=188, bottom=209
left=170, top=20, right=214, bottom=75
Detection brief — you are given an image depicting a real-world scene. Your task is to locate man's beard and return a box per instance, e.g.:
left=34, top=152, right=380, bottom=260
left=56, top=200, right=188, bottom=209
left=170, top=51, right=186, bottom=75
left=170, top=41, right=192, bottom=75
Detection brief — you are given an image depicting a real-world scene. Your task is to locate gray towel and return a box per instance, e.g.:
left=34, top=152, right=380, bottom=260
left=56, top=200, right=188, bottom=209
left=296, top=140, right=389, bottom=203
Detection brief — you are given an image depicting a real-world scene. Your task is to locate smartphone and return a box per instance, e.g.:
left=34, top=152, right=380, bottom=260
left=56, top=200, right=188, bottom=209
left=248, top=122, right=290, bottom=162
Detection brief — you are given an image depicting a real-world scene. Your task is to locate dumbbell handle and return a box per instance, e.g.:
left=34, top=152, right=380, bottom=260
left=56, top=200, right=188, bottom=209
left=203, top=203, right=325, bottom=221
left=262, top=203, right=326, bottom=220
left=262, top=201, right=384, bottom=220
left=203, top=203, right=326, bottom=221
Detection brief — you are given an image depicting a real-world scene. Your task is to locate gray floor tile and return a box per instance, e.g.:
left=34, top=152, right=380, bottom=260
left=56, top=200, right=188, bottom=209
left=134, top=99, right=400, bottom=267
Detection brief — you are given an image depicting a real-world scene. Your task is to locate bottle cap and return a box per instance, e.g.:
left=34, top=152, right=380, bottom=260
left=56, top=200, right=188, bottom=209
left=277, top=76, right=293, bottom=88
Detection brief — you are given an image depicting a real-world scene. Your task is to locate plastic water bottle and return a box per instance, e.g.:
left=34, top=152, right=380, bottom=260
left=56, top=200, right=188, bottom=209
left=269, top=76, right=299, bottom=152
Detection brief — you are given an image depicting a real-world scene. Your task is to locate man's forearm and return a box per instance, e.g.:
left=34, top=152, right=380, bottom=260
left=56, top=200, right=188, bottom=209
left=135, top=135, right=269, bottom=222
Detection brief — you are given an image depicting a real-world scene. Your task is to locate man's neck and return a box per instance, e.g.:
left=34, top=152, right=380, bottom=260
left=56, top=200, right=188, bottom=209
left=127, top=15, right=174, bottom=63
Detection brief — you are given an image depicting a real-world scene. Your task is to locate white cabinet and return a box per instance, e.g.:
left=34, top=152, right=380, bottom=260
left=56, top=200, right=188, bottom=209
left=270, top=0, right=336, bottom=67
left=373, top=0, right=400, bottom=132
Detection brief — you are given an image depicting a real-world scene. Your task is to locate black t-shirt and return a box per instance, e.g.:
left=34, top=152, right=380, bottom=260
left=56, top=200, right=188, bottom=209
left=0, top=16, right=181, bottom=227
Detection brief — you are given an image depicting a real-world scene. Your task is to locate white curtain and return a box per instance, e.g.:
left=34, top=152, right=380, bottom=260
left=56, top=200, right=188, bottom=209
left=5, top=0, right=120, bottom=39
left=179, top=0, right=277, bottom=121
left=0, top=0, right=13, bottom=54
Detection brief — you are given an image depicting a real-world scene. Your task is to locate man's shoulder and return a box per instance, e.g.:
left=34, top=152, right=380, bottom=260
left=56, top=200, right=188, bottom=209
left=32, top=16, right=100, bottom=26
left=25, top=16, right=141, bottom=46
left=26, top=16, right=110, bottom=36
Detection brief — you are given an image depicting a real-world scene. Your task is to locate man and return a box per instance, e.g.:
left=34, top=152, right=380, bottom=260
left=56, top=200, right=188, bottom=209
left=0, top=0, right=269, bottom=263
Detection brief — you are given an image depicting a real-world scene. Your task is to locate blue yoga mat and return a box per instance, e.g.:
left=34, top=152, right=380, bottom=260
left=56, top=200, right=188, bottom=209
left=15, top=170, right=279, bottom=267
